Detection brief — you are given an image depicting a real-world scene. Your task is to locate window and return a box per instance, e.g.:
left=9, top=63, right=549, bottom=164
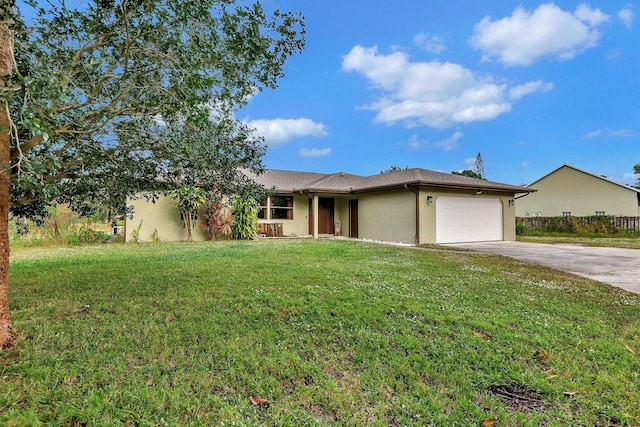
left=562, top=211, right=571, bottom=216
left=595, top=211, right=605, bottom=216
left=258, top=196, right=294, bottom=220
left=270, top=196, right=293, bottom=220
left=257, top=198, right=267, bottom=219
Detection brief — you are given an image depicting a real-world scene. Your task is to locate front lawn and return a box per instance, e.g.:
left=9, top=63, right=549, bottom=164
left=2, top=240, right=639, bottom=425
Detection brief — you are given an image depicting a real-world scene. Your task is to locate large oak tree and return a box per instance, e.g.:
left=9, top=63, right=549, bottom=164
left=0, top=0, right=305, bottom=347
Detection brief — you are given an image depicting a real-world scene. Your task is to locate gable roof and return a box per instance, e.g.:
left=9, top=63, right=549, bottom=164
left=527, top=164, right=640, bottom=194
left=251, top=168, right=531, bottom=195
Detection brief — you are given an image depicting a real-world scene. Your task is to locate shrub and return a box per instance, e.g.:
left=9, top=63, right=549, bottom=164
left=232, top=197, right=258, bottom=240
left=67, top=226, right=112, bottom=245
left=201, top=200, right=233, bottom=240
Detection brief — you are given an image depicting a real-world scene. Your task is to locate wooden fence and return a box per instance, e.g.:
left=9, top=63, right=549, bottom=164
left=516, top=216, right=640, bottom=233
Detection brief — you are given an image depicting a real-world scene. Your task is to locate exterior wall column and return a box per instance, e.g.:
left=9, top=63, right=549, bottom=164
left=313, top=194, right=319, bottom=238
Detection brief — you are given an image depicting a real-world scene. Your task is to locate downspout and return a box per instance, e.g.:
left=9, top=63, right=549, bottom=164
left=404, top=184, right=420, bottom=245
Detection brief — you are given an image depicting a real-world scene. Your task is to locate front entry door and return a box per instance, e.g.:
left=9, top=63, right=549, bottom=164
left=349, top=199, right=358, bottom=238
left=318, top=198, right=335, bottom=234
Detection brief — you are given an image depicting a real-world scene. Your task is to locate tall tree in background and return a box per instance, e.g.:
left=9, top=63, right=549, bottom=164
left=634, top=163, right=640, bottom=189
left=452, top=152, right=486, bottom=180
left=0, top=0, right=305, bottom=348
left=473, top=152, right=485, bottom=180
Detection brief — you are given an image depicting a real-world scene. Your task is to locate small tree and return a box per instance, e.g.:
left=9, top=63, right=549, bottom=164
left=232, top=197, right=258, bottom=240
left=170, top=186, right=206, bottom=242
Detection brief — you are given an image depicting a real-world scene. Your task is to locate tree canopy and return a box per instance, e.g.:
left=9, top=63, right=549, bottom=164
left=5, top=0, right=305, bottom=217
left=380, top=165, right=408, bottom=174
left=0, top=0, right=305, bottom=347
left=634, top=163, right=640, bottom=189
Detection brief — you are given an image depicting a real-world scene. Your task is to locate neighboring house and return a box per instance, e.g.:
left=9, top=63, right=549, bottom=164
left=127, top=168, right=531, bottom=244
left=516, top=164, right=640, bottom=218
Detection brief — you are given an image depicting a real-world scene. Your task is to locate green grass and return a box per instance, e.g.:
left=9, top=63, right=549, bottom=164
left=518, top=233, right=640, bottom=249
left=2, top=240, right=640, bottom=425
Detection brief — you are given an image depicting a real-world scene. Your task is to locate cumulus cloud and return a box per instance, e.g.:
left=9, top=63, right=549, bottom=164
left=618, top=6, right=635, bottom=29
left=342, top=45, right=550, bottom=128
left=470, top=3, right=610, bottom=66
left=581, top=129, right=635, bottom=140
left=299, top=147, right=333, bottom=158
left=413, top=33, right=446, bottom=54
left=246, top=118, right=328, bottom=146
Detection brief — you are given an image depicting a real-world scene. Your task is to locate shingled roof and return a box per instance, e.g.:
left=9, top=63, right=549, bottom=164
left=251, top=168, right=531, bottom=194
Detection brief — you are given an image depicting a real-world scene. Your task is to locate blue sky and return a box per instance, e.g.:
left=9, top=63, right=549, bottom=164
left=241, top=1, right=639, bottom=186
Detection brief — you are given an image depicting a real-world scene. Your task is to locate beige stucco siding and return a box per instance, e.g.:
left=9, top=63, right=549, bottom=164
left=516, top=166, right=640, bottom=217
left=126, top=194, right=208, bottom=242
left=357, top=189, right=417, bottom=244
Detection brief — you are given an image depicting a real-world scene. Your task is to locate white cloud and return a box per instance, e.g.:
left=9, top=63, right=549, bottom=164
left=342, top=45, right=548, bottom=129
left=407, top=134, right=429, bottom=150
left=509, top=81, right=554, bottom=100
left=608, top=129, right=635, bottom=137
left=581, top=129, right=635, bottom=140
left=470, top=3, right=610, bottom=66
left=413, top=33, right=446, bottom=54
left=581, top=129, right=603, bottom=140
left=574, top=3, right=610, bottom=26
left=299, top=147, right=332, bottom=157
left=433, top=131, right=464, bottom=151
left=522, top=161, right=531, bottom=169
left=246, top=118, right=328, bottom=146
left=618, top=6, right=634, bottom=29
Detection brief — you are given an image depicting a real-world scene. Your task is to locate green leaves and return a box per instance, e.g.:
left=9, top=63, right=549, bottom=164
left=232, top=197, right=258, bottom=240
left=7, top=0, right=305, bottom=218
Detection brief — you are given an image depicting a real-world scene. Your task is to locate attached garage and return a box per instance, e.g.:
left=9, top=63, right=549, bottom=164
left=436, top=196, right=503, bottom=244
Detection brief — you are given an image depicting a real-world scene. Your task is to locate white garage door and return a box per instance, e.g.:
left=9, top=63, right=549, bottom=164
left=436, top=196, right=503, bottom=244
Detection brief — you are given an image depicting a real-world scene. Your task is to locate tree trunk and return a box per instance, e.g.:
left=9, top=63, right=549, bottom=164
left=0, top=7, right=13, bottom=348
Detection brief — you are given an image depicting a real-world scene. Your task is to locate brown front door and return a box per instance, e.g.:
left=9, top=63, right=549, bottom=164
left=318, top=198, right=335, bottom=234
left=349, top=199, right=358, bottom=238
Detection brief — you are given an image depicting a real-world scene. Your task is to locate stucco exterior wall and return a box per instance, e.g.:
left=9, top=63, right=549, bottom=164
left=516, top=166, right=640, bottom=217
left=126, top=194, right=208, bottom=242
left=357, top=189, right=417, bottom=244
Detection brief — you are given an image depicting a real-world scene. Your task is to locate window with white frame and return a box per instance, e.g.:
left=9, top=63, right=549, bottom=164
left=595, top=211, right=605, bottom=216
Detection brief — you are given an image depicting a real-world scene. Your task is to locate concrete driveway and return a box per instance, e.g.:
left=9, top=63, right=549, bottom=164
left=451, top=241, right=640, bottom=294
